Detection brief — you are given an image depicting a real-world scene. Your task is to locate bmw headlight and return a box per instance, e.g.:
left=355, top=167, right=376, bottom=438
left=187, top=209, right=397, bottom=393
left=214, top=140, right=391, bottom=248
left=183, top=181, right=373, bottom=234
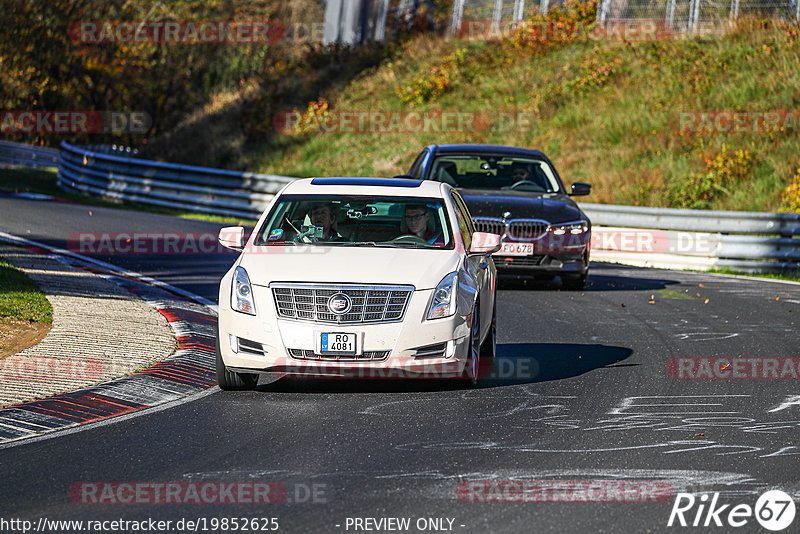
left=551, top=221, right=589, bottom=236
left=427, top=272, right=458, bottom=320
left=231, top=266, right=256, bottom=315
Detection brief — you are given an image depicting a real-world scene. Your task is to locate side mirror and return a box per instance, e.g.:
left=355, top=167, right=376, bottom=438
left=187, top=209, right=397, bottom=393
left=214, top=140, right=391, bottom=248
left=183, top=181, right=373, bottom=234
left=469, top=232, right=502, bottom=254
left=218, top=226, right=244, bottom=250
left=570, top=182, right=592, bottom=196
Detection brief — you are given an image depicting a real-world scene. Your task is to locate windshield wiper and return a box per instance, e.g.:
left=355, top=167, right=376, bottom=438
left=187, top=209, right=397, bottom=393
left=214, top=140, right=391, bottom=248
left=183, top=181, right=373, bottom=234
left=254, top=240, right=296, bottom=246
left=341, top=241, right=401, bottom=248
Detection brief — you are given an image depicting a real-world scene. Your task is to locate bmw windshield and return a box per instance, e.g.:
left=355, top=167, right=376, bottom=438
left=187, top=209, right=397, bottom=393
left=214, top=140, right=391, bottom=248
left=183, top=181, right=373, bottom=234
left=429, top=155, right=562, bottom=193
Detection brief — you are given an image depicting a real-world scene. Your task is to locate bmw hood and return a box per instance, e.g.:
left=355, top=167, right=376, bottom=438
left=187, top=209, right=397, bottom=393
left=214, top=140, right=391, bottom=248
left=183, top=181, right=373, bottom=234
left=238, top=246, right=462, bottom=290
left=460, top=190, right=588, bottom=224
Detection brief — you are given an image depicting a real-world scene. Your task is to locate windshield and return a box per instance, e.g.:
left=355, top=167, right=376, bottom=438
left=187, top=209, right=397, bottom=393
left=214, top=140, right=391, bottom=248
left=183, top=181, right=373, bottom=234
left=428, top=155, right=561, bottom=193
left=253, top=195, right=454, bottom=249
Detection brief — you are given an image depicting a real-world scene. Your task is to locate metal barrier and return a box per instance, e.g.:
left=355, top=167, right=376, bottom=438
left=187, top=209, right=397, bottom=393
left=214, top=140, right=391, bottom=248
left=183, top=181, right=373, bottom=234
left=597, top=0, right=798, bottom=34
left=2, top=140, right=798, bottom=274
left=588, top=226, right=800, bottom=274
left=581, top=203, right=800, bottom=236
left=56, top=141, right=294, bottom=219
left=583, top=205, right=800, bottom=273
left=0, top=140, right=59, bottom=169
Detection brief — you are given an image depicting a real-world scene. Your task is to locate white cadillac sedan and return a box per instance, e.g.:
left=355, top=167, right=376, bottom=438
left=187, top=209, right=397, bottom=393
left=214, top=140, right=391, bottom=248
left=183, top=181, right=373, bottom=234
left=215, top=177, right=500, bottom=389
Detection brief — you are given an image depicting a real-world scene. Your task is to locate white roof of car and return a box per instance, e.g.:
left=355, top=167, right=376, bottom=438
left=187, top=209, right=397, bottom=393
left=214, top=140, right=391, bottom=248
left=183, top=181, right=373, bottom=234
left=280, top=177, right=449, bottom=198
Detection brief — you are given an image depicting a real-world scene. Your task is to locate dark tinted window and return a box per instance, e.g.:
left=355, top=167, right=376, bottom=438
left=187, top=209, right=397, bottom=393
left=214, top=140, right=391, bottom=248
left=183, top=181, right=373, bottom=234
left=429, top=155, right=560, bottom=193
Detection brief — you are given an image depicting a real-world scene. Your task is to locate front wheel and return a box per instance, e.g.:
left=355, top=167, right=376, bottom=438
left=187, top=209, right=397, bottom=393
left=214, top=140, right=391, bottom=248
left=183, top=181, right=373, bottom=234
left=459, top=306, right=481, bottom=387
left=216, top=334, right=258, bottom=391
left=480, top=298, right=496, bottom=360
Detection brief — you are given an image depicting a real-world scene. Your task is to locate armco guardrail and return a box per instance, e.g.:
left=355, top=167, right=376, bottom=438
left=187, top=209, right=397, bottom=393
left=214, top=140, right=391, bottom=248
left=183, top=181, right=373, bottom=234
left=583, top=205, right=800, bottom=273
left=3, top=141, right=797, bottom=274
left=0, top=140, right=59, bottom=169
left=57, top=141, right=294, bottom=219
left=588, top=226, right=800, bottom=274
left=581, top=203, right=800, bottom=237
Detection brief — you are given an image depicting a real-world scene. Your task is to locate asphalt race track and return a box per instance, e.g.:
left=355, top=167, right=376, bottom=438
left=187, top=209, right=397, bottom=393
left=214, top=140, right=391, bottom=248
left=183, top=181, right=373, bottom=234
left=1, top=194, right=798, bottom=533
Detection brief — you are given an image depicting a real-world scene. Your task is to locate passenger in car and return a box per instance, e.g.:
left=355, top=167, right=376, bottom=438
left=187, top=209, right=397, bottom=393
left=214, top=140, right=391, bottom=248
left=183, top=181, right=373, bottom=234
left=310, top=203, right=347, bottom=242
left=402, top=205, right=445, bottom=246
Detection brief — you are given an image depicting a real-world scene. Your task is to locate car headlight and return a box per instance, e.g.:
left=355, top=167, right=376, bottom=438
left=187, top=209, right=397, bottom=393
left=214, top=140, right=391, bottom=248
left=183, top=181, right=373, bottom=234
left=427, top=272, right=458, bottom=320
left=551, top=221, right=589, bottom=236
left=231, top=266, right=256, bottom=315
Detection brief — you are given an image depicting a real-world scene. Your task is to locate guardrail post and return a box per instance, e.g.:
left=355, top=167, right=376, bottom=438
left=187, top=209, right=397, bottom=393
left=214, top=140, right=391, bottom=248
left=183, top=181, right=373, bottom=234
left=666, top=0, right=676, bottom=29
left=689, top=0, right=700, bottom=32
left=512, top=0, right=525, bottom=21
left=340, top=0, right=362, bottom=44
left=450, top=0, right=466, bottom=35
left=730, top=0, right=740, bottom=19
left=375, top=0, right=390, bottom=40
left=597, top=0, right=609, bottom=21
left=323, top=0, right=345, bottom=44
left=492, top=0, right=504, bottom=28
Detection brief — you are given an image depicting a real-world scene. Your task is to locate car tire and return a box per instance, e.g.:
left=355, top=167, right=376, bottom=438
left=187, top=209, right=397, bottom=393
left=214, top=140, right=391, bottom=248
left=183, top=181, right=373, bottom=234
left=460, top=305, right=481, bottom=387
left=216, top=333, right=258, bottom=391
left=562, top=273, right=587, bottom=291
left=480, top=297, right=496, bottom=360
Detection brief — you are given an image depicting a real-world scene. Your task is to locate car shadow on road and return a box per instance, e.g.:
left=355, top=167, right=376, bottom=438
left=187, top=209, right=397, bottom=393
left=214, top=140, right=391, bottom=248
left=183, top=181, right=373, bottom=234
left=499, top=271, right=680, bottom=292
left=473, top=342, right=634, bottom=388
left=254, top=343, right=633, bottom=393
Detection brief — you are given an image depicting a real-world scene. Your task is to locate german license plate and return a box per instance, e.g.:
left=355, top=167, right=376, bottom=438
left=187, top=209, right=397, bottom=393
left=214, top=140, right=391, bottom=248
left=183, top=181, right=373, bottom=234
left=494, top=242, right=534, bottom=256
left=320, top=333, right=356, bottom=354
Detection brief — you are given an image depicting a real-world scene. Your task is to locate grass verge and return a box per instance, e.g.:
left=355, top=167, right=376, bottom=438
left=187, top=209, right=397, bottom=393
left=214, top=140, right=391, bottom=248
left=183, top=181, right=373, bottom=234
left=0, top=257, right=53, bottom=323
left=705, top=267, right=800, bottom=283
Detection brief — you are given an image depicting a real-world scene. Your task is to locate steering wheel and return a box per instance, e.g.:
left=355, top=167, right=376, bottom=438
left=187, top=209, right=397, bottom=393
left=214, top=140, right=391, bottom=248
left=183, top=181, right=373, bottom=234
left=390, top=234, right=429, bottom=245
left=509, top=180, right=539, bottom=190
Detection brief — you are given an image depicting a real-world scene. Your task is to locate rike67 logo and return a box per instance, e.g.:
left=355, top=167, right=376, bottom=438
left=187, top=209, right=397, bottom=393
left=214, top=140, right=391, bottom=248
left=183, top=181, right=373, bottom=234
left=668, top=490, right=796, bottom=530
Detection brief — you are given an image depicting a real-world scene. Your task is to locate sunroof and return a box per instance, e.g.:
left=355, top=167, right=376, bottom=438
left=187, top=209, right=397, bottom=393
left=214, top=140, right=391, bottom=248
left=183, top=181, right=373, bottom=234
left=310, top=177, right=422, bottom=187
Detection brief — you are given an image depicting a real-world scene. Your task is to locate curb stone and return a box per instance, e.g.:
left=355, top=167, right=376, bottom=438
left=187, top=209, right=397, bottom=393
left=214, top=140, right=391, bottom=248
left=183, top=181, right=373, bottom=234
left=0, top=238, right=218, bottom=444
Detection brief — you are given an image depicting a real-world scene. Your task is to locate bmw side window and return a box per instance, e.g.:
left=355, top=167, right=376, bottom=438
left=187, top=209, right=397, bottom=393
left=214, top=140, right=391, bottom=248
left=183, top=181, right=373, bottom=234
left=413, top=150, right=430, bottom=179
left=409, top=151, right=425, bottom=177
left=452, top=192, right=475, bottom=234
left=450, top=192, right=472, bottom=250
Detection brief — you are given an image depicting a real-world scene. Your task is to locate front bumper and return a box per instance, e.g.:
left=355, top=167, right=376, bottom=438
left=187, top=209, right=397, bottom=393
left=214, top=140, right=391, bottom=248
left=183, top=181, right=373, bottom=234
left=493, top=252, right=587, bottom=274
left=217, top=280, right=473, bottom=379
left=492, top=233, right=589, bottom=275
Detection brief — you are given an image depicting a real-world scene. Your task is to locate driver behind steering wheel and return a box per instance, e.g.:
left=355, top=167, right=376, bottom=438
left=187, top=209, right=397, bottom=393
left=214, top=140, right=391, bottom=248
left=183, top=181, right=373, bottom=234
left=401, top=204, right=444, bottom=246
left=510, top=162, right=532, bottom=184
left=308, top=202, right=346, bottom=242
